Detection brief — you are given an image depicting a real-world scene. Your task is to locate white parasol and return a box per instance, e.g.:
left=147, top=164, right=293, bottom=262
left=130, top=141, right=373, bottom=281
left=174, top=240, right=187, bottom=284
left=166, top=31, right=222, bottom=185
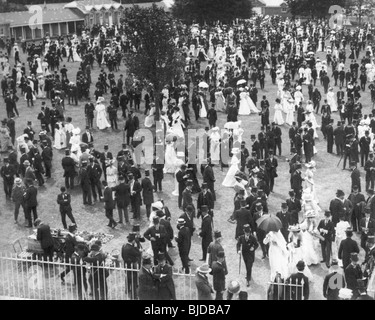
left=236, top=79, right=247, bottom=85
left=198, top=81, right=209, bottom=88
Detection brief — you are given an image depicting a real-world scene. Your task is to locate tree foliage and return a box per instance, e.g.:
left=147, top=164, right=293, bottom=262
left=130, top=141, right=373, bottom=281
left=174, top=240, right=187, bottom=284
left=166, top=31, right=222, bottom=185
left=121, top=4, right=185, bottom=119
left=171, top=0, right=253, bottom=25
left=285, top=0, right=346, bottom=18
left=0, top=2, right=27, bottom=12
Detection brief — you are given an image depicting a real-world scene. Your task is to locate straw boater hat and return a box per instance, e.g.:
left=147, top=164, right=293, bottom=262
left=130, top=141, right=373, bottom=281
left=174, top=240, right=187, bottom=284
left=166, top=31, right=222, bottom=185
left=288, top=225, right=301, bottom=232
left=197, top=263, right=211, bottom=274
left=305, top=160, right=316, bottom=168
left=152, top=201, right=163, bottom=210
left=231, top=148, right=240, bottom=154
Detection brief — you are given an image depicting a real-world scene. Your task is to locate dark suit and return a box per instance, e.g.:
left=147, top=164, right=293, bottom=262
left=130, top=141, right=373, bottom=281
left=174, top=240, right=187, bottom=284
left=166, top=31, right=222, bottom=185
left=80, top=166, right=92, bottom=205
left=113, top=182, right=130, bottom=223
left=329, top=198, right=345, bottom=226
left=56, top=192, right=76, bottom=229
left=265, top=157, right=278, bottom=192
left=359, top=217, right=375, bottom=252
left=176, top=170, right=187, bottom=208
left=254, top=211, right=268, bottom=257
left=182, top=188, right=194, bottom=213
left=195, top=272, right=213, bottom=300
left=338, top=237, right=360, bottom=270
left=36, top=223, right=54, bottom=261
left=197, top=190, right=214, bottom=218
left=237, top=234, right=259, bottom=281
left=24, top=185, right=38, bottom=227
left=129, top=179, right=142, bottom=219
left=83, top=252, right=108, bottom=300
left=233, top=208, right=255, bottom=239
left=286, top=272, right=309, bottom=300
left=103, top=186, right=116, bottom=227
left=62, top=156, right=76, bottom=189
left=317, top=219, right=335, bottom=267
left=175, top=225, right=191, bottom=273
left=211, top=261, right=227, bottom=300
left=71, top=252, right=87, bottom=300
left=88, top=163, right=102, bottom=201
left=199, top=215, right=213, bottom=260
left=154, top=263, right=176, bottom=300
left=276, top=211, right=292, bottom=241
left=144, top=225, right=168, bottom=265
left=121, top=242, right=141, bottom=299
left=345, top=263, right=363, bottom=299
left=323, top=271, right=346, bottom=300
left=141, top=177, right=154, bottom=218
left=203, top=165, right=216, bottom=201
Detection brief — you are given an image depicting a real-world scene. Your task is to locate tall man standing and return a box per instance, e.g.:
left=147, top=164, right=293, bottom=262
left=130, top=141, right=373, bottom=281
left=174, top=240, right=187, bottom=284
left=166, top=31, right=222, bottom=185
left=102, top=180, right=117, bottom=229
left=141, top=169, right=154, bottom=218
left=199, top=206, right=213, bottom=262
left=57, top=186, right=76, bottom=230
left=62, top=149, right=76, bottom=190
left=318, top=211, right=335, bottom=268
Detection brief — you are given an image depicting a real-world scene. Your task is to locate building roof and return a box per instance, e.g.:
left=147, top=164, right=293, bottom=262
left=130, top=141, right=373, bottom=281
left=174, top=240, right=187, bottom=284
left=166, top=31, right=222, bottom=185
left=0, top=7, right=85, bottom=28
left=252, top=0, right=266, bottom=7
left=260, top=0, right=286, bottom=6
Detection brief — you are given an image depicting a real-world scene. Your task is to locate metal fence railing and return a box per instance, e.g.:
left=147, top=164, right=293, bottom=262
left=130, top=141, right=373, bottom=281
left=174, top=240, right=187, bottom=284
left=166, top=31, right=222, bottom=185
left=267, top=281, right=305, bottom=300
left=0, top=253, right=197, bottom=300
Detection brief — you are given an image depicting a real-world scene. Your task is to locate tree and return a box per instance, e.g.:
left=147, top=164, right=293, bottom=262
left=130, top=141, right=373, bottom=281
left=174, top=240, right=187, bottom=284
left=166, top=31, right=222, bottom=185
left=171, top=0, right=253, bottom=25
left=0, top=1, right=27, bottom=12
left=285, top=0, right=346, bottom=18
left=121, top=4, right=185, bottom=120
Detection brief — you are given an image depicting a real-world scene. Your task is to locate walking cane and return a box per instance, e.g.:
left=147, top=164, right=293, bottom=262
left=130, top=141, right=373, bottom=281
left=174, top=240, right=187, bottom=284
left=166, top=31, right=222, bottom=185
left=239, top=245, right=242, bottom=275
left=337, top=153, right=344, bottom=167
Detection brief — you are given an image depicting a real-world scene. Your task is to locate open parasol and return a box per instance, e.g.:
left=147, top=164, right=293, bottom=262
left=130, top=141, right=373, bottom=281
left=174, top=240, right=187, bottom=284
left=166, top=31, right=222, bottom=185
left=256, top=214, right=282, bottom=233
left=236, top=79, right=247, bottom=86
left=224, top=122, right=237, bottom=129
left=198, top=81, right=209, bottom=88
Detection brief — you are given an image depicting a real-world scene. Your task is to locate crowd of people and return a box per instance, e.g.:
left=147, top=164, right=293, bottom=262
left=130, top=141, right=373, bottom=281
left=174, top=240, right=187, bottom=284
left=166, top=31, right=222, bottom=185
left=1, top=13, right=375, bottom=300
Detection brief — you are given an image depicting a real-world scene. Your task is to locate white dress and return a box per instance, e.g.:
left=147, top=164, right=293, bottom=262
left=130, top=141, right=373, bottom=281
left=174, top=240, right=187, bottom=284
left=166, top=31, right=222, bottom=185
left=285, top=100, right=295, bottom=126
left=144, top=106, right=155, bottom=128
left=215, top=91, right=226, bottom=112
left=95, top=103, right=111, bottom=130
left=209, top=132, right=221, bottom=162
left=199, top=95, right=207, bottom=118
left=264, top=231, right=289, bottom=281
left=72, top=46, right=82, bottom=62
left=222, top=153, right=240, bottom=187
left=300, top=220, right=321, bottom=266
left=294, top=90, right=304, bottom=107
left=238, top=92, right=251, bottom=115
left=163, top=141, right=178, bottom=174
left=53, top=123, right=67, bottom=150
left=170, top=112, right=185, bottom=139
left=36, top=58, right=43, bottom=74
left=327, top=91, right=338, bottom=112
left=106, top=166, right=118, bottom=188
left=305, top=103, right=320, bottom=138
left=287, top=232, right=313, bottom=280
left=246, top=93, right=260, bottom=114
left=273, top=103, right=284, bottom=125
left=304, top=168, right=318, bottom=203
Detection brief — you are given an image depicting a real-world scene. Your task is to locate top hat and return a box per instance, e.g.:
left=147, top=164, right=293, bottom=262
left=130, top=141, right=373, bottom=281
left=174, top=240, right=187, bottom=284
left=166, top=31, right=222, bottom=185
left=132, top=224, right=140, bottom=232
left=217, top=251, right=225, bottom=259
left=243, top=224, right=251, bottom=233
left=350, top=253, right=359, bottom=262
left=142, top=257, right=152, bottom=265
left=281, top=202, right=288, bottom=209
left=156, top=210, right=165, bottom=218
left=296, top=260, right=305, bottom=271
left=214, top=230, right=222, bottom=239
left=127, top=232, right=136, bottom=242
left=336, top=189, right=345, bottom=197
left=90, top=244, right=100, bottom=252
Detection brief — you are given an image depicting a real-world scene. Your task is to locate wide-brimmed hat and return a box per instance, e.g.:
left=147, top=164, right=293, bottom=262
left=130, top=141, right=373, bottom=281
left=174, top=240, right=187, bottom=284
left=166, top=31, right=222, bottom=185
left=132, top=224, right=140, bottom=232
left=231, top=148, right=240, bottom=154
left=197, top=263, right=211, bottom=274
left=152, top=201, right=163, bottom=210
left=177, top=218, right=186, bottom=225
left=15, top=177, right=22, bottom=185
left=288, top=225, right=301, bottom=232
left=306, top=210, right=316, bottom=218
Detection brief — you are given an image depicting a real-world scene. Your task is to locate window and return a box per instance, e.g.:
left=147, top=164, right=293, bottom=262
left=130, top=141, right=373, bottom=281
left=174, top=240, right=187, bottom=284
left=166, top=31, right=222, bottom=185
left=0, top=27, right=4, bottom=36
left=281, top=7, right=287, bottom=13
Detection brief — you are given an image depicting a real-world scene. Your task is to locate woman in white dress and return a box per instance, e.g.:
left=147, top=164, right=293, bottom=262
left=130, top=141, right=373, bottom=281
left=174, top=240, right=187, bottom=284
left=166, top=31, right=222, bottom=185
left=164, top=138, right=178, bottom=174
left=95, top=97, right=111, bottom=130
left=301, top=189, right=321, bottom=222
left=106, top=160, right=118, bottom=188
left=210, top=127, right=221, bottom=163
left=294, top=86, right=304, bottom=107
left=299, top=211, right=321, bottom=266
left=41, top=59, right=49, bottom=76
left=238, top=88, right=251, bottom=115
left=170, top=107, right=185, bottom=139
left=215, top=88, right=226, bottom=112
left=264, top=230, right=289, bottom=281
left=333, top=215, right=351, bottom=265
left=326, top=87, right=338, bottom=112
left=64, top=120, right=75, bottom=147
left=144, top=103, right=156, bottom=128
left=304, top=101, right=319, bottom=138
left=37, top=75, right=45, bottom=99
left=304, top=160, right=318, bottom=203
left=72, top=45, right=82, bottom=62
left=245, top=88, right=260, bottom=114
left=222, top=148, right=240, bottom=187
left=287, top=225, right=313, bottom=280
left=70, top=128, right=82, bottom=158
left=36, top=57, right=43, bottom=74
left=285, top=98, right=295, bottom=126
left=53, top=121, right=67, bottom=150
left=273, top=98, right=284, bottom=125
left=198, top=91, right=208, bottom=118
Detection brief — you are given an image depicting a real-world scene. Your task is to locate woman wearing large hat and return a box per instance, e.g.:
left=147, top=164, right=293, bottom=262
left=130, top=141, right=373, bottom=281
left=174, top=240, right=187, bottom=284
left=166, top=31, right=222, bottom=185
left=95, top=97, right=111, bottom=130
left=222, top=147, right=241, bottom=187
left=300, top=210, right=321, bottom=266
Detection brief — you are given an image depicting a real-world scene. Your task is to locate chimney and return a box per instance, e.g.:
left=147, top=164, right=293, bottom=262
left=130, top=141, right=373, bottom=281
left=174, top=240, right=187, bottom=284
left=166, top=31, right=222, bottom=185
left=44, top=0, right=47, bottom=10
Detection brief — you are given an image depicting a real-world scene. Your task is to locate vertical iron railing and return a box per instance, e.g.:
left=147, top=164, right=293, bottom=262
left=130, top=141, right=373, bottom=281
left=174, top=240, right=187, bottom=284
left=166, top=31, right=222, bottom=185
left=266, top=281, right=305, bottom=300
left=0, top=253, right=197, bottom=300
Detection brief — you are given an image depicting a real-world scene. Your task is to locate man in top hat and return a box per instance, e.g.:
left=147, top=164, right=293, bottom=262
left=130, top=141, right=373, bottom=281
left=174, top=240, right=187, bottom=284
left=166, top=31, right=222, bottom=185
left=240, top=142, right=250, bottom=172
left=1, top=158, right=16, bottom=199
left=80, top=160, right=92, bottom=205
left=250, top=134, right=261, bottom=160
left=131, top=224, right=146, bottom=251
left=199, top=206, right=213, bottom=262
left=182, top=179, right=195, bottom=213
left=100, top=144, right=112, bottom=181
left=102, top=180, right=117, bottom=229
left=211, top=251, right=227, bottom=300
left=197, top=182, right=214, bottom=219
left=207, top=230, right=226, bottom=269
left=23, top=121, right=35, bottom=141
left=195, top=263, right=214, bottom=300
left=176, top=164, right=189, bottom=209
left=112, top=175, right=130, bottom=224
left=286, top=261, right=309, bottom=300
left=57, top=186, right=76, bottom=230
left=41, top=141, right=53, bottom=179
left=175, top=218, right=191, bottom=274
left=124, top=111, right=139, bottom=146
left=247, top=150, right=260, bottom=174
left=356, top=279, right=374, bottom=300
left=329, top=189, right=346, bottom=226
left=129, top=172, right=142, bottom=219
left=265, top=151, right=278, bottom=193
left=62, top=149, right=76, bottom=190
left=271, top=122, right=282, bottom=156
left=345, top=253, right=363, bottom=300
left=318, top=211, right=335, bottom=268
left=141, top=169, right=154, bottom=218
left=144, top=217, right=168, bottom=266
left=277, top=202, right=293, bottom=241
left=365, top=153, right=375, bottom=191
left=35, top=218, right=54, bottom=262
left=237, top=224, right=259, bottom=287
left=151, top=154, right=164, bottom=192
left=360, top=208, right=375, bottom=254
left=137, top=256, right=158, bottom=300
left=323, top=262, right=346, bottom=300
left=232, top=199, right=255, bottom=240
left=153, top=252, right=176, bottom=300
left=253, top=203, right=269, bottom=259
left=203, top=158, right=216, bottom=201
left=88, top=156, right=102, bottom=202
left=348, top=185, right=366, bottom=232
left=82, top=126, right=94, bottom=145
left=338, top=228, right=360, bottom=270
left=121, top=232, right=142, bottom=299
